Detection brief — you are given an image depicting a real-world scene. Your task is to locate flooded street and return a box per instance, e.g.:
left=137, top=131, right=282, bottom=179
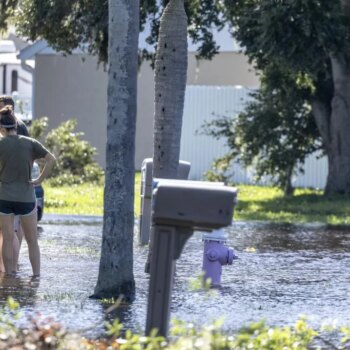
left=0, top=214, right=349, bottom=337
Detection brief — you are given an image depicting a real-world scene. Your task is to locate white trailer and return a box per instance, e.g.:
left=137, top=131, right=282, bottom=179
left=0, top=40, right=34, bottom=121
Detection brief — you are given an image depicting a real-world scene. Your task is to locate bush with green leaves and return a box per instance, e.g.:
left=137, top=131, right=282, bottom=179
left=30, top=117, right=104, bottom=186
left=29, top=115, right=48, bottom=143
left=0, top=296, right=349, bottom=350
left=200, top=65, right=321, bottom=197
left=203, top=154, right=234, bottom=185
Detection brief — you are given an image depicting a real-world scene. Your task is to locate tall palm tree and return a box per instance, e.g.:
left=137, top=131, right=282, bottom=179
left=144, top=0, right=188, bottom=273
left=153, top=0, right=188, bottom=179
left=93, top=0, right=139, bottom=300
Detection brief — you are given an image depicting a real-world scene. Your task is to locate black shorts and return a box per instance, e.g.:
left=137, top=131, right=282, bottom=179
left=0, top=200, right=36, bottom=216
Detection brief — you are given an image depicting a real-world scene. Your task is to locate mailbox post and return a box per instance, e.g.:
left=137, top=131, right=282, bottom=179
left=145, top=180, right=237, bottom=337
left=139, top=158, right=190, bottom=245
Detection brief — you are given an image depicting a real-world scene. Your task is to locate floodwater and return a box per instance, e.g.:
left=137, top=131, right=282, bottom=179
left=0, top=214, right=349, bottom=337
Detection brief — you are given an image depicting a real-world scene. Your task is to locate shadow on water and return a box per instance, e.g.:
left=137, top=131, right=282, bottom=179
left=0, top=215, right=349, bottom=337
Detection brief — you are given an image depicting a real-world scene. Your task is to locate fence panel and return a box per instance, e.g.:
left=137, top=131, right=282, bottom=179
left=180, top=85, right=328, bottom=189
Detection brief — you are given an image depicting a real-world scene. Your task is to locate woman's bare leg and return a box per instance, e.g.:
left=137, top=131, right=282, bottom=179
left=12, top=232, right=20, bottom=272
left=13, top=217, right=23, bottom=271
left=20, top=212, right=40, bottom=276
left=0, top=233, right=4, bottom=272
left=0, top=215, right=15, bottom=275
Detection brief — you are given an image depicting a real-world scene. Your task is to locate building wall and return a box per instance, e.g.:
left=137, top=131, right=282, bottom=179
left=187, top=52, right=259, bottom=87
left=34, top=54, right=108, bottom=166
left=34, top=51, right=259, bottom=169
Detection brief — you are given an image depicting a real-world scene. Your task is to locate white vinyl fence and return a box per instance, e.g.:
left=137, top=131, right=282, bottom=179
left=180, top=85, right=327, bottom=189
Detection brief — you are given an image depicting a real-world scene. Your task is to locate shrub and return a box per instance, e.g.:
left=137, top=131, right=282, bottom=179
left=30, top=118, right=104, bottom=186
left=0, top=297, right=349, bottom=350
left=203, top=154, right=234, bottom=185
left=29, top=116, right=48, bottom=143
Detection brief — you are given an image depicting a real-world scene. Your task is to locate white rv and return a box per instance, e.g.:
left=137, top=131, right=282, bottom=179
left=0, top=40, right=33, bottom=121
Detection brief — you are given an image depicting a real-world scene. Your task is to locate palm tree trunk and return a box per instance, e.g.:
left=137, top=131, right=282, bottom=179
left=93, top=0, right=139, bottom=300
left=153, top=0, right=188, bottom=179
left=144, top=0, right=188, bottom=274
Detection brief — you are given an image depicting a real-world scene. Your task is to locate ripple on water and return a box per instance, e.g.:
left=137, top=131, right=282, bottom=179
left=0, top=219, right=349, bottom=336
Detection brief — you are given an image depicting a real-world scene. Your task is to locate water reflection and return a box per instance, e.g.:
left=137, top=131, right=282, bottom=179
left=0, top=217, right=348, bottom=337
left=0, top=274, right=40, bottom=306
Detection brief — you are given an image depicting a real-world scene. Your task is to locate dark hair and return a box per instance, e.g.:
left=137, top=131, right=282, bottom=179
left=0, top=95, right=15, bottom=108
left=0, top=105, right=17, bottom=130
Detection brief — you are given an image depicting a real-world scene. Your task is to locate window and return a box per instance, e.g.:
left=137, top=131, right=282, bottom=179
left=11, top=70, right=18, bottom=92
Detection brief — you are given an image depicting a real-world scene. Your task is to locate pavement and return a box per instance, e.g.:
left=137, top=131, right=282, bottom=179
left=39, top=213, right=103, bottom=225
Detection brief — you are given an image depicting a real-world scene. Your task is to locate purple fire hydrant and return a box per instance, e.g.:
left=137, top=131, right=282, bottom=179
left=202, top=229, right=237, bottom=287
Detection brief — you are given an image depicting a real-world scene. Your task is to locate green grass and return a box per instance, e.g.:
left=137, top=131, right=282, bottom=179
left=44, top=173, right=350, bottom=225
left=45, top=174, right=141, bottom=216
left=44, top=182, right=104, bottom=215
left=235, top=185, right=350, bottom=225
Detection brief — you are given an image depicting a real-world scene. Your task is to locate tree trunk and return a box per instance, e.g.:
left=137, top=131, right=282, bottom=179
left=312, top=1, right=350, bottom=195
left=144, top=0, right=188, bottom=274
left=152, top=0, right=188, bottom=179
left=324, top=56, right=350, bottom=195
left=92, top=0, right=139, bottom=300
left=283, top=164, right=295, bottom=197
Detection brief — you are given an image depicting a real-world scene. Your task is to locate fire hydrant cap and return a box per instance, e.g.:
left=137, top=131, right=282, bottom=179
left=202, top=228, right=228, bottom=242
left=206, top=248, right=219, bottom=261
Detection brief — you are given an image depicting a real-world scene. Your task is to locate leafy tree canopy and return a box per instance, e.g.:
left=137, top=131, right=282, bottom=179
left=225, top=0, right=350, bottom=96
left=201, top=63, right=321, bottom=195
left=1, top=0, right=230, bottom=63
left=228, top=1, right=348, bottom=72
left=222, top=0, right=350, bottom=195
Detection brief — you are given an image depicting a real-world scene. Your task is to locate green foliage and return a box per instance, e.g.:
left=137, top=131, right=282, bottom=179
left=203, top=154, right=234, bottom=185
left=45, top=120, right=93, bottom=176
left=201, top=65, right=322, bottom=196
left=0, top=0, right=18, bottom=31
left=228, top=1, right=348, bottom=77
left=9, top=0, right=229, bottom=64
left=0, top=290, right=350, bottom=349
left=225, top=0, right=339, bottom=116
left=0, top=297, right=19, bottom=335
left=45, top=119, right=103, bottom=184
left=233, top=318, right=316, bottom=349
left=188, top=272, right=214, bottom=292
left=220, top=0, right=350, bottom=196
left=106, top=319, right=167, bottom=349
left=47, top=165, right=104, bottom=186
left=103, top=318, right=348, bottom=350
left=29, top=116, right=48, bottom=143
left=0, top=310, right=348, bottom=349
left=16, top=0, right=108, bottom=63
left=30, top=117, right=104, bottom=186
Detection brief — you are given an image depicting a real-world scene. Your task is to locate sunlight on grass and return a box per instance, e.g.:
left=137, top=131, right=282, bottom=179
left=45, top=173, right=141, bottom=216
left=44, top=175, right=350, bottom=225
left=45, top=183, right=104, bottom=215
left=234, top=184, right=350, bottom=224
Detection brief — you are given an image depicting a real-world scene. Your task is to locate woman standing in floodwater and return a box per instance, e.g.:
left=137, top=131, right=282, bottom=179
left=0, top=105, right=56, bottom=277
